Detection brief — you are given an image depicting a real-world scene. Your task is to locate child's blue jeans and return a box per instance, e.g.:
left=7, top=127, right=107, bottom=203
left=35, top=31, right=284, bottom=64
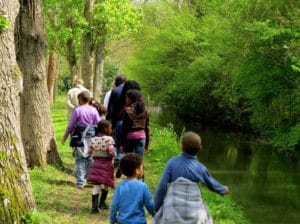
left=74, top=147, right=93, bottom=187
left=124, top=138, right=146, bottom=158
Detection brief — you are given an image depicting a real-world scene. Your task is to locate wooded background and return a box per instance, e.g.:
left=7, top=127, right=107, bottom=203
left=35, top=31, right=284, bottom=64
left=0, top=0, right=299, bottom=222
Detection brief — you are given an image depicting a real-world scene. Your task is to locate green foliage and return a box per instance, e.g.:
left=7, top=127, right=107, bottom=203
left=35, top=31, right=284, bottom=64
left=146, top=124, right=179, bottom=169
left=203, top=189, right=250, bottom=224
left=93, top=0, right=143, bottom=40
left=21, top=212, right=51, bottom=224
left=233, top=1, right=300, bottom=143
left=43, top=0, right=142, bottom=55
left=124, top=0, right=300, bottom=151
left=102, top=57, right=120, bottom=91
left=272, top=122, right=300, bottom=151
left=42, top=0, right=86, bottom=54
left=56, top=73, right=71, bottom=95
left=125, top=2, right=203, bottom=98
left=0, top=15, right=9, bottom=32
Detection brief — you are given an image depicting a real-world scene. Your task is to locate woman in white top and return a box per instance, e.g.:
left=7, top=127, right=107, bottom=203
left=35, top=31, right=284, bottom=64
left=66, top=78, right=91, bottom=119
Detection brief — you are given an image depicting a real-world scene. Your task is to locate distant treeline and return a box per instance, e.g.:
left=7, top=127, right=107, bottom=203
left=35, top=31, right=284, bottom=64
left=124, top=0, right=300, bottom=151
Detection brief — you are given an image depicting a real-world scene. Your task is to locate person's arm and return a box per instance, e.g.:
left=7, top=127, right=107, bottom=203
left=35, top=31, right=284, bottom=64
left=144, top=114, right=150, bottom=152
left=88, top=147, right=94, bottom=155
left=143, top=184, right=155, bottom=217
left=119, top=112, right=131, bottom=153
left=110, top=186, right=119, bottom=224
left=154, top=160, right=172, bottom=211
left=62, top=109, right=77, bottom=144
left=200, top=165, right=228, bottom=195
left=66, top=90, right=75, bottom=110
left=107, top=144, right=116, bottom=157
left=107, top=90, right=116, bottom=119
left=103, top=91, right=111, bottom=109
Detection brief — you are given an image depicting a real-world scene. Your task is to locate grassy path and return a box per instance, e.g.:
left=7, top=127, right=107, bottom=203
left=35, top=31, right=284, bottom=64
left=29, top=97, right=249, bottom=224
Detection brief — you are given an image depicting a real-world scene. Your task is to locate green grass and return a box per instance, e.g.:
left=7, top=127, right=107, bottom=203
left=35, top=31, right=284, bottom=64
left=28, top=96, right=250, bottom=224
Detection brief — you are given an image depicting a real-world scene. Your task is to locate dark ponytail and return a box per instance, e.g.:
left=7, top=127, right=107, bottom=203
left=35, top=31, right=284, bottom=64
left=89, top=98, right=107, bottom=116
left=126, top=89, right=145, bottom=114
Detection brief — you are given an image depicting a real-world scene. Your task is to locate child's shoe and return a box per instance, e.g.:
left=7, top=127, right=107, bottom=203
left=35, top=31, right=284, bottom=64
left=99, top=189, right=109, bottom=209
left=91, top=194, right=99, bottom=214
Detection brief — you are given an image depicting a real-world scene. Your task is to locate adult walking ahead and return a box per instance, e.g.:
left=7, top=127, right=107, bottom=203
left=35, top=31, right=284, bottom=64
left=66, top=78, right=91, bottom=119
left=106, top=74, right=126, bottom=128
left=62, top=91, right=101, bottom=188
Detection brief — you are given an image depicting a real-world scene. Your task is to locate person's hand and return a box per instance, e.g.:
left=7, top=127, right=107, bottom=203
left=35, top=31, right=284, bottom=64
left=225, top=186, right=229, bottom=194
left=119, top=146, right=124, bottom=153
left=88, top=148, right=93, bottom=155
left=61, top=138, right=65, bottom=145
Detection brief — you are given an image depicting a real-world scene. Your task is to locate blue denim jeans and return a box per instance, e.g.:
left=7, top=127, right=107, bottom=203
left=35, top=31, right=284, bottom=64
left=124, top=138, right=146, bottom=158
left=74, top=147, right=93, bottom=187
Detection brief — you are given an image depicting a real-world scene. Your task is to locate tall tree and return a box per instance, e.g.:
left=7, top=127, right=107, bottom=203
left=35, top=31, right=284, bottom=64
left=16, top=0, right=62, bottom=167
left=93, top=40, right=105, bottom=100
left=81, top=0, right=95, bottom=91
left=43, top=0, right=86, bottom=87
left=47, top=46, right=58, bottom=103
left=0, top=0, right=35, bottom=222
left=91, top=0, right=142, bottom=101
left=45, top=10, right=59, bottom=104
left=63, top=0, right=85, bottom=82
left=42, top=0, right=61, bottom=103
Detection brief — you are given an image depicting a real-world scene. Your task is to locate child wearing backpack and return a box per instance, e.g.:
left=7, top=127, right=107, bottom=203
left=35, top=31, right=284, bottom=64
left=87, top=120, right=116, bottom=214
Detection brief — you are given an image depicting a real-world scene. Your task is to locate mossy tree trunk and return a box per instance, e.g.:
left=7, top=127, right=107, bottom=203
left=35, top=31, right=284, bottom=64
left=0, top=0, right=35, bottom=222
left=16, top=0, right=62, bottom=168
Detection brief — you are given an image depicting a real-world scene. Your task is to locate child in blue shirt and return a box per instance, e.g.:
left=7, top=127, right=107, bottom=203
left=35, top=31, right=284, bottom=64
left=153, top=131, right=229, bottom=223
left=110, top=153, right=154, bottom=224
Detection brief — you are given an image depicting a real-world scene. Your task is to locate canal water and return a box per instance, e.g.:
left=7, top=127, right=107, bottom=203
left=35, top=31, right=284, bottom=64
left=151, top=107, right=300, bottom=224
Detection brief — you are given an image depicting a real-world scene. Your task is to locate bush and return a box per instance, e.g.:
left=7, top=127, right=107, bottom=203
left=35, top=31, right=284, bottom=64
left=56, top=73, right=71, bottom=95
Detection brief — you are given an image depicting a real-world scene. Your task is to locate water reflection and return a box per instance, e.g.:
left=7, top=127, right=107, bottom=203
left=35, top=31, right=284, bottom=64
left=200, top=134, right=300, bottom=224
left=151, top=106, right=300, bottom=224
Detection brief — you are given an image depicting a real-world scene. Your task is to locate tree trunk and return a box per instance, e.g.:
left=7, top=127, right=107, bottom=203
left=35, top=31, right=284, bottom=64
left=93, top=40, right=106, bottom=102
left=66, top=38, right=80, bottom=82
left=80, top=0, right=95, bottom=92
left=16, top=0, right=62, bottom=168
left=47, top=51, right=58, bottom=103
left=0, top=0, right=35, bottom=222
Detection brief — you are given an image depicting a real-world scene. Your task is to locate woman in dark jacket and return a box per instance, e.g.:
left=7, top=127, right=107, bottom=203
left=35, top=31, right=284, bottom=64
left=119, top=89, right=150, bottom=157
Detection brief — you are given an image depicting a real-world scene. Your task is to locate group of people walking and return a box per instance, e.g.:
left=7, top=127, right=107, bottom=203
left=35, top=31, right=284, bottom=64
left=62, top=75, right=229, bottom=224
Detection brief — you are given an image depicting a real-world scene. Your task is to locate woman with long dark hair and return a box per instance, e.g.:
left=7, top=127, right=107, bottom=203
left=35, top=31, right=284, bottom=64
left=120, top=89, right=150, bottom=158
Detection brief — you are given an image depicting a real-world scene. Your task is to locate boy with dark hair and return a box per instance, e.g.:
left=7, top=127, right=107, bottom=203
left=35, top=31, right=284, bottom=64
left=77, top=90, right=91, bottom=104
left=110, top=153, right=154, bottom=224
left=153, top=131, right=229, bottom=224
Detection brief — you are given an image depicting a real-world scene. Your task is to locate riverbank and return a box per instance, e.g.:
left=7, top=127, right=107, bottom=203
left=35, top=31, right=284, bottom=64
left=26, top=97, right=249, bottom=224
